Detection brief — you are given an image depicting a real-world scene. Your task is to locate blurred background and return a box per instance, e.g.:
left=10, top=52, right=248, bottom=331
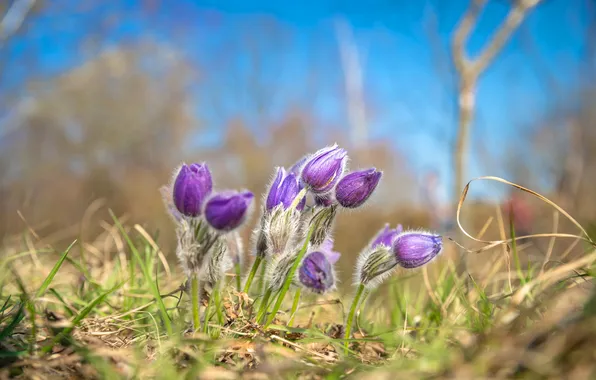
left=1, top=0, right=595, bottom=283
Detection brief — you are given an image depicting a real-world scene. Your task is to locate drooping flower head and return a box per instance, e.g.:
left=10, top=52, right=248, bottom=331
left=392, top=231, right=443, bottom=269
left=265, top=167, right=306, bottom=212
left=204, top=191, right=254, bottom=232
left=371, top=223, right=403, bottom=249
left=299, top=251, right=335, bottom=294
left=172, top=163, right=213, bottom=217
left=301, top=144, right=348, bottom=194
left=335, top=168, right=382, bottom=208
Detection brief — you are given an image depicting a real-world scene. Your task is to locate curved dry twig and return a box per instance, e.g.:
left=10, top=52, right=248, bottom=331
left=454, top=176, right=595, bottom=254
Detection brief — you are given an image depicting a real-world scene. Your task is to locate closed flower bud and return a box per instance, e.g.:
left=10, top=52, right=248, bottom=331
left=201, top=236, right=232, bottom=290
left=266, top=167, right=306, bottom=212
left=370, top=223, right=403, bottom=249
left=265, top=206, right=302, bottom=256
left=355, top=245, right=398, bottom=289
left=301, top=144, right=347, bottom=194
left=335, top=168, right=382, bottom=208
left=175, top=218, right=213, bottom=276
left=266, top=252, right=297, bottom=293
left=308, top=204, right=338, bottom=246
left=204, top=191, right=254, bottom=232
left=393, top=231, right=443, bottom=269
left=173, top=163, right=213, bottom=217
left=298, top=251, right=335, bottom=294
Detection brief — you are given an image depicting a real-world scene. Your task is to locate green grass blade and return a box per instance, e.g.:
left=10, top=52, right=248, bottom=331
left=36, top=240, right=77, bottom=298
left=42, top=279, right=127, bottom=354
left=109, top=209, right=172, bottom=335
left=0, top=303, right=25, bottom=340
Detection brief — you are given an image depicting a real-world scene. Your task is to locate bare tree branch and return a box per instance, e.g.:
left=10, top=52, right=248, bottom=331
left=450, top=0, right=541, bottom=276
left=0, top=0, right=36, bottom=47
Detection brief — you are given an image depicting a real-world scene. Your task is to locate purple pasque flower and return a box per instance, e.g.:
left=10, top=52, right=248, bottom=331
left=172, top=163, right=213, bottom=217
left=301, top=144, right=348, bottom=194
left=392, top=231, right=443, bottom=269
left=335, top=168, right=382, bottom=208
left=318, top=238, right=341, bottom=264
left=371, top=223, right=403, bottom=249
left=204, top=190, right=254, bottom=232
left=265, top=167, right=306, bottom=211
left=298, top=251, right=335, bottom=294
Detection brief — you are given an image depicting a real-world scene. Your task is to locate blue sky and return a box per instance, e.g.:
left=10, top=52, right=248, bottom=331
left=3, top=0, right=591, bottom=200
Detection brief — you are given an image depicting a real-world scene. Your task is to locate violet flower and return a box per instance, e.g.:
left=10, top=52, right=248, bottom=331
left=204, top=191, right=254, bottom=232
left=298, top=251, right=335, bottom=294
left=265, top=167, right=306, bottom=211
left=301, top=144, right=347, bottom=194
left=173, top=163, right=213, bottom=217
left=392, top=231, right=443, bottom=269
left=335, top=168, right=382, bottom=208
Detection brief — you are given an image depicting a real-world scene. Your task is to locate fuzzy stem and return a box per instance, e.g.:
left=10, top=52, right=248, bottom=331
left=288, top=288, right=301, bottom=327
left=234, top=263, right=242, bottom=292
left=243, top=256, right=263, bottom=294
left=264, top=227, right=313, bottom=327
left=191, top=275, right=201, bottom=331
left=256, top=288, right=272, bottom=323
left=343, top=283, right=365, bottom=354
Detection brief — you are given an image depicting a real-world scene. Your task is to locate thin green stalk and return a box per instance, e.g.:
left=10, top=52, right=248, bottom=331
left=235, top=263, right=242, bottom=292
left=256, top=288, right=272, bottom=324
left=203, top=293, right=211, bottom=334
left=343, top=283, right=365, bottom=354
left=264, top=226, right=313, bottom=327
left=243, top=256, right=263, bottom=294
left=288, top=288, right=301, bottom=327
left=191, top=276, right=201, bottom=331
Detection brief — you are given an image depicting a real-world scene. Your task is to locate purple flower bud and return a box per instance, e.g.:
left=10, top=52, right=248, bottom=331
left=392, top=232, right=443, bottom=269
left=173, top=163, right=213, bottom=217
left=335, top=168, right=382, bottom=208
left=299, top=251, right=335, bottom=294
left=266, top=167, right=306, bottom=211
left=204, top=191, right=254, bottom=232
left=301, top=144, right=347, bottom=194
left=371, top=223, right=403, bottom=249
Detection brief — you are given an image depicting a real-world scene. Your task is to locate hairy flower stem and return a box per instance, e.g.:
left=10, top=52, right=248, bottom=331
left=191, top=275, right=201, bottom=331
left=243, top=256, right=263, bottom=294
left=288, top=289, right=301, bottom=327
left=256, top=288, right=272, bottom=324
left=234, top=263, right=242, bottom=292
left=344, top=283, right=365, bottom=354
left=264, top=227, right=313, bottom=327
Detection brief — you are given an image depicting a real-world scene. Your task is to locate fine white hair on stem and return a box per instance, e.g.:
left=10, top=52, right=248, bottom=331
left=354, top=244, right=398, bottom=290
left=201, top=236, right=232, bottom=291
